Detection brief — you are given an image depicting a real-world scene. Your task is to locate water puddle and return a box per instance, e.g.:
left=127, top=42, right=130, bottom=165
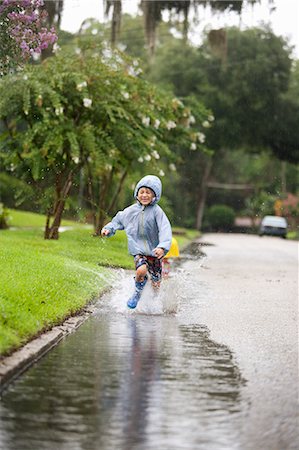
left=0, top=243, right=248, bottom=450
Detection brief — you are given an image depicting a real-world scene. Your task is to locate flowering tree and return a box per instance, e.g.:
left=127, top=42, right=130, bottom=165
left=0, top=0, right=57, bottom=75
left=0, top=42, right=209, bottom=238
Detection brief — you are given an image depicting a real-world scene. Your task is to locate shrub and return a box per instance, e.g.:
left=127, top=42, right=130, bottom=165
left=207, top=204, right=235, bottom=231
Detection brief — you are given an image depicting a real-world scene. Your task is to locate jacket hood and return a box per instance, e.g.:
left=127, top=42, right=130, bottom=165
left=134, top=175, right=162, bottom=205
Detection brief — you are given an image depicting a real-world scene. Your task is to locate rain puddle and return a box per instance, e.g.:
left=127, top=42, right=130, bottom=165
left=0, top=243, right=248, bottom=450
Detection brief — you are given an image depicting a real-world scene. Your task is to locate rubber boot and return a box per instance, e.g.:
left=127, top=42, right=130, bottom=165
left=127, top=275, right=148, bottom=309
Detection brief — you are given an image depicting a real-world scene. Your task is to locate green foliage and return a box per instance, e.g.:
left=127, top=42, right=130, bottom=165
left=244, top=191, right=276, bottom=219
left=206, top=204, right=235, bottom=231
left=0, top=172, right=35, bottom=209
left=149, top=25, right=295, bottom=162
left=0, top=42, right=204, bottom=236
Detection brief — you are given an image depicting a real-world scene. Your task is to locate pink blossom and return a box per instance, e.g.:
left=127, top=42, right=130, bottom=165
left=1, top=0, right=57, bottom=70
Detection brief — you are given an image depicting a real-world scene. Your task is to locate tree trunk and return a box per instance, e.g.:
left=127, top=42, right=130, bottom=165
left=196, top=157, right=213, bottom=230
left=107, top=168, right=128, bottom=216
left=94, top=169, right=114, bottom=235
left=44, top=170, right=73, bottom=240
left=111, top=0, right=122, bottom=47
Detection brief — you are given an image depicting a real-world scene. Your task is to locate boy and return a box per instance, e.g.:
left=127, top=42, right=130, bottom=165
left=101, top=175, right=172, bottom=309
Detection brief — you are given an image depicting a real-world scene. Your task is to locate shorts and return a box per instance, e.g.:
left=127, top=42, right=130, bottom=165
left=134, top=254, right=162, bottom=283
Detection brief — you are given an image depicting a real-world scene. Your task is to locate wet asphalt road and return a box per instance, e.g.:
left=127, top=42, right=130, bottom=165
left=0, top=233, right=298, bottom=450
left=187, top=233, right=298, bottom=450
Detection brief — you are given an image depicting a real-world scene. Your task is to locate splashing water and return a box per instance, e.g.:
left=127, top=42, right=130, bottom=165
left=97, top=267, right=190, bottom=316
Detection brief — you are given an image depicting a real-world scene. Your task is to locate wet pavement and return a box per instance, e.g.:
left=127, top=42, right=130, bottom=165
left=0, top=233, right=298, bottom=450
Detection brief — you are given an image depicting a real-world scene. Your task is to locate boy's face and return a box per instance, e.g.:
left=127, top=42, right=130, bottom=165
left=137, top=187, right=155, bottom=206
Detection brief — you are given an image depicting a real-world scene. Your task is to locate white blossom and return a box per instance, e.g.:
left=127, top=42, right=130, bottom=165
left=32, top=52, right=41, bottom=61
left=83, top=98, right=92, bottom=108
left=115, top=54, right=124, bottom=65
left=117, top=43, right=127, bottom=52
left=190, top=143, right=197, bottom=150
left=142, top=116, right=150, bottom=127
left=105, top=164, right=112, bottom=171
left=53, top=43, right=61, bottom=54
left=166, top=120, right=176, bottom=130
left=91, top=28, right=98, bottom=35
left=72, top=156, right=79, bottom=164
left=154, top=119, right=160, bottom=129
left=208, top=114, right=215, bottom=122
left=133, top=59, right=139, bottom=67
left=202, top=120, right=210, bottom=128
left=197, top=132, right=206, bottom=143
left=128, top=65, right=143, bottom=77
left=128, top=66, right=135, bottom=77
left=144, top=154, right=151, bottom=161
left=23, top=75, right=28, bottom=80
left=172, top=98, right=184, bottom=108
left=102, top=48, right=113, bottom=60
left=75, top=48, right=81, bottom=55
left=76, top=81, right=87, bottom=91
left=138, top=156, right=144, bottom=163
left=159, top=169, right=165, bottom=177
left=169, top=163, right=176, bottom=171
left=55, top=107, right=64, bottom=116
left=189, top=115, right=196, bottom=124
left=152, top=150, right=160, bottom=159
left=122, top=92, right=130, bottom=99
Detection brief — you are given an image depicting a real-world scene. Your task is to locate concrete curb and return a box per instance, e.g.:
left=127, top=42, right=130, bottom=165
left=0, top=307, right=96, bottom=392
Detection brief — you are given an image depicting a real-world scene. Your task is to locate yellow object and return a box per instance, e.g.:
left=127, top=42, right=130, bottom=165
left=165, top=237, right=180, bottom=258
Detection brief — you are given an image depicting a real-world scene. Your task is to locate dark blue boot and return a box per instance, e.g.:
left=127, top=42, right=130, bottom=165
left=127, top=276, right=148, bottom=309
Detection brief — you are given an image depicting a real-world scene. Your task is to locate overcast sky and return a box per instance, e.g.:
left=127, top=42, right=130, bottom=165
left=61, top=0, right=299, bottom=58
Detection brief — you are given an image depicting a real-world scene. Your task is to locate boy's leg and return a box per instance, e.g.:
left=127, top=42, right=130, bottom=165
left=147, top=257, right=162, bottom=292
left=127, top=255, right=148, bottom=309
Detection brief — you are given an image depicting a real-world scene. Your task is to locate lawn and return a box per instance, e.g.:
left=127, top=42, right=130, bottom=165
left=0, top=210, right=198, bottom=356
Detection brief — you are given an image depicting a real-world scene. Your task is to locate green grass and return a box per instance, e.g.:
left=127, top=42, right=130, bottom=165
left=287, top=230, right=299, bottom=240
left=0, top=210, right=199, bottom=357
left=8, top=209, right=83, bottom=228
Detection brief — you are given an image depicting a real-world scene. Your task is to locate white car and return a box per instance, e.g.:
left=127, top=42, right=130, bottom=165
left=259, top=215, right=288, bottom=238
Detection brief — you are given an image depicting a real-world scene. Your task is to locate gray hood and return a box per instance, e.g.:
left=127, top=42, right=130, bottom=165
left=134, top=175, right=162, bottom=205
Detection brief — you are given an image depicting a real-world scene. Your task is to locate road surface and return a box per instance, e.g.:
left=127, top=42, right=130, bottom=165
left=0, top=233, right=298, bottom=450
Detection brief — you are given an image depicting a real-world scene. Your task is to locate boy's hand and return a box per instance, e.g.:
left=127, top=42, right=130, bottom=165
left=101, top=228, right=110, bottom=237
left=153, top=247, right=164, bottom=259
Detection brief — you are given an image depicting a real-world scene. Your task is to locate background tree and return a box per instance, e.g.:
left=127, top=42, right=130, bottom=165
left=104, top=0, right=260, bottom=56
left=145, top=25, right=296, bottom=227
left=0, top=41, right=207, bottom=238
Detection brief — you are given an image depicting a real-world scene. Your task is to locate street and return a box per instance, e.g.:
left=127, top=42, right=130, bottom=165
left=185, top=233, right=298, bottom=450
left=0, top=233, right=298, bottom=450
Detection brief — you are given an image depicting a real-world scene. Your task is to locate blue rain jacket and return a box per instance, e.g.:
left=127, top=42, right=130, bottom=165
left=103, top=175, right=172, bottom=256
